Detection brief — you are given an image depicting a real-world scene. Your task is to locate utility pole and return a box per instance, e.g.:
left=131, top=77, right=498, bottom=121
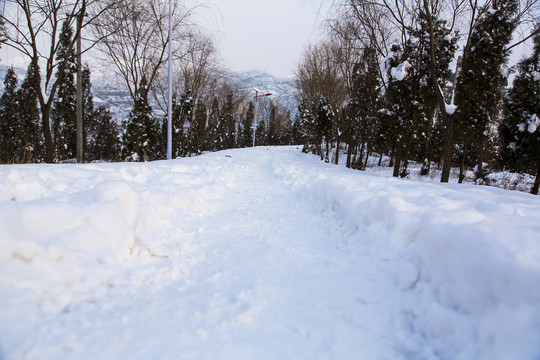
left=76, top=9, right=84, bottom=163
left=166, top=0, right=173, bottom=160
left=252, top=88, right=272, bottom=147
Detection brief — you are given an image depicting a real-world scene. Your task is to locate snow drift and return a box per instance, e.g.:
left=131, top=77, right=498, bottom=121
left=1, top=147, right=539, bottom=359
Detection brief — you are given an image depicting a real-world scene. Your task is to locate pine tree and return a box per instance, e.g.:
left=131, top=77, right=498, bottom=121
left=17, top=60, right=42, bottom=162
left=52, top=20, right=77, bottom=161
left=0, top=67, right=19, bottom=163
left=349, top=46, right=381, bottom=170
left=187, top=101, right=207, bottom=155
left=267, top=103, right=278, bottom=146
left=412, top=12, right=457, bottom=176
left=297, top=99, right=315, bottom=152
left=455, top=0, right=518, bottom=180
left=291, top=114, right=306, bottom=146
left=499, top=29, right=540, bottom=194
left=279, top=111, right=293, bottom=145
left=385, top=43, right=423, bottom=177
left=122, top=77, right=160, bottom=161
left=177, top=91, right=193, bottom=156
left=384, top=11, right=457, bottom=177
left=0, top=17, right=5, bottom=47
left=240, top=101, right=254, bottom=147
left=81, top=64, right=96, bottom=161
left=222, top=93, right=236, bottom=149
left=93, top=105, right=120, bottom=161
left=255, top=119, right=266, bottom=146
left=314, top=97, right=334, bottom=162
left=206, top=97, right=220, bottom=151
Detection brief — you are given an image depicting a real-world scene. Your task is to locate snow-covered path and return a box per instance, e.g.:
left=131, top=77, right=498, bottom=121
left=1, top=147, right=540, bottom=359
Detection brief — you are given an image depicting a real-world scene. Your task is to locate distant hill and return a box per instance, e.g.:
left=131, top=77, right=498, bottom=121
left=0, top=65, right=298, bottom=122
left=233, top=70, right=298, bottom=116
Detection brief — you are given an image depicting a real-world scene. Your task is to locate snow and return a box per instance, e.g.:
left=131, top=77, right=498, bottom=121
left=390, top=61, right=412, bottom=81
left=445, top=102, right=457, bottom=115
left=528, top=113, right=539, bottom=133
left=1, top=147, right=540, bottom=360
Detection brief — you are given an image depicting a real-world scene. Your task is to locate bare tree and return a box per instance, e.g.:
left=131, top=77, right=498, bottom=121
left=152, top=31, right=221, bottom=115
left=93, top=0, right=199, bottom=105
left=296, top=41, right=348, bottom=109
left=1, top=0, right=120, bottom=162
left=296, top=40, right=348, bottom=159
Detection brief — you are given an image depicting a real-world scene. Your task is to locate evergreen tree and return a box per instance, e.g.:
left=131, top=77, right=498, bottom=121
left=177, top=91, right=193, bottom=156
left=93, top=106, right=121, bottom=161
left=240, top=101, right=254, bottom=147
left=122, top=77, right=160, bottom=161
left=81, top=64, right=96, bottom=161
left=187, top=101, right=207, bottom=155
left=222, top=93, right=236, bottom=149
left=348, top=46, right=381, bottom=170
left=411, top=12, right=457, bottom=176
left=384, top=12, right=457, bottom=177
left=499, top=29, right=540, bottom=194
left=17, top=60, right=42, bottom=162
left=51, top=20, right=77, bottom=161
left=297, top=99, right=315, bottom=152
left=0, top=17, right=5, bottom=47
left=385, top=43, right=423, bottom=177
left=206, top=97, right=220, bottom=151
left=455, top=0, right=518, bottom=180
left=291, top=114, right=305, bottom=146
left=279, top=111, right=293, bottom=145
left=215, top=101, right=228, bottom=151
left=267, top=103, right=278, bottom=146
left=255, top=119, right=266, bottom=146
left=170, top=94, right=182, bottom=157
left=0, top=67, right=19, bottom=163
left=313, top=97, right=335, bottom=162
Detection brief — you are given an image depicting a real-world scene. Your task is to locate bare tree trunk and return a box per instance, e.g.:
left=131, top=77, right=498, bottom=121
left=334, top=135, right=341, bottom=165
left=41, top=104, right=54, bottom=163
left=459, top=138, right=468, bottom=183
left=358, top=141, right=365, bottom=170
left=346, top=138, right=353, bottom=168
left=400, top=141, right=410, bottom=178
left=475, top=135, right=487, bottom=180
left=364, top=141, right=370, bottom=169
left=532, top=166, right=540, bottom=195
left=393, top=142, right=402, bottom=177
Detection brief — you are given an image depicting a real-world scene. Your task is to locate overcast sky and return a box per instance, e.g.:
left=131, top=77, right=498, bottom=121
left=197, top=0, right=330, bottom=76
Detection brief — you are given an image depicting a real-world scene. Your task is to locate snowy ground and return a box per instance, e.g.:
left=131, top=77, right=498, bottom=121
left=1, top=146, right=539, bottom=360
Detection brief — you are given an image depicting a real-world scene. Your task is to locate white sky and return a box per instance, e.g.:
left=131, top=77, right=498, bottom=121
left=1, top=0, right=330, bottom=78
left=195, top=0, right=330, bottom=76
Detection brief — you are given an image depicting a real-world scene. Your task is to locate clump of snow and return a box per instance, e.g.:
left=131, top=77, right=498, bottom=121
left=1, top=147, right=540, bottom=360
left=445, top=102, right=457, bottom=115
left=528, top=113, right=539, bottom=133
left=390, top=61, right=412, bottom=81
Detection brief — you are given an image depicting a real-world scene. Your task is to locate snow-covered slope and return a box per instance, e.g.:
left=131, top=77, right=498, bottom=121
left=1, top=147, right=539, bottom=359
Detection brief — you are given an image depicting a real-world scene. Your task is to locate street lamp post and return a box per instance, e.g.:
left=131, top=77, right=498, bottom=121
left=252, top=88, right=272, bottom=147
left=166, top=0, right=173, bottom=160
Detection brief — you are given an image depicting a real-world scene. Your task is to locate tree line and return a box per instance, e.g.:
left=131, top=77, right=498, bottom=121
left=294, top=0, right=539, bottom=194
left=0, top=0, right=294, bottom=164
